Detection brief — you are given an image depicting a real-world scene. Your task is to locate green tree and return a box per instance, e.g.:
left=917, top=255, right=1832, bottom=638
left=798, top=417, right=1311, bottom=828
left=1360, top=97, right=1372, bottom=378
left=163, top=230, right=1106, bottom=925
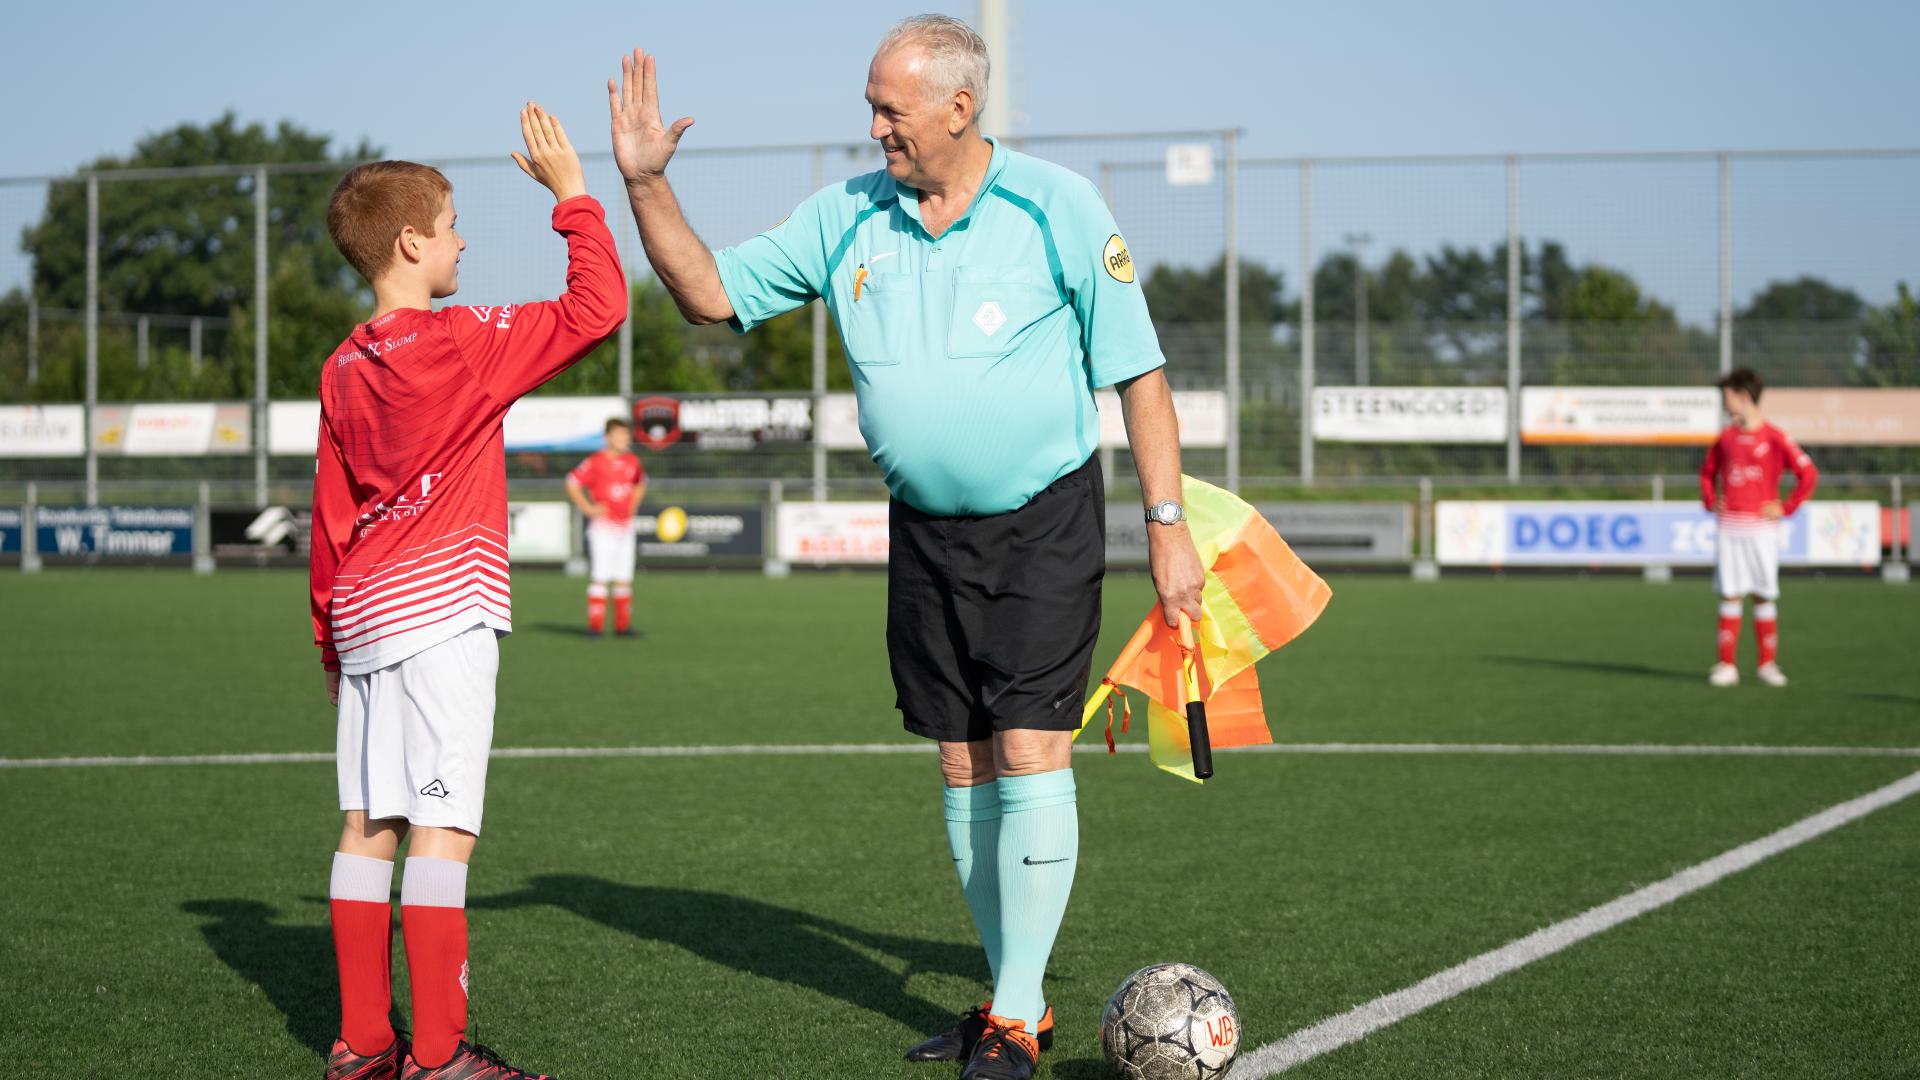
left=8, top=113, right=376, bottom=401
left=1860, top=283, right=1920, bottom=387
left=1734, top=277, right=1865, bottom=387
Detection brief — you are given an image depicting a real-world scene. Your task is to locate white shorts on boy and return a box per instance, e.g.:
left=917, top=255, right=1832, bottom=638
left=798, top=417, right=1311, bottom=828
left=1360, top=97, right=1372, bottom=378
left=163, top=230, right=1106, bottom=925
left=337, top=624, right=498, bottom=834
left=1714, top=520, right=1780, bottom=599
left=586, top=520, right=636, bottom=583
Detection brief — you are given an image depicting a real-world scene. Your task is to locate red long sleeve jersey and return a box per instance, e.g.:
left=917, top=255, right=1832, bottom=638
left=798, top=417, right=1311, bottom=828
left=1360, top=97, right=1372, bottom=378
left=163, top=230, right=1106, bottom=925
left=310, top=195, right=625, bottom=673
left=568, top=452, right=646, bottom=526
left=1698, top=421, right=1818, bottom=534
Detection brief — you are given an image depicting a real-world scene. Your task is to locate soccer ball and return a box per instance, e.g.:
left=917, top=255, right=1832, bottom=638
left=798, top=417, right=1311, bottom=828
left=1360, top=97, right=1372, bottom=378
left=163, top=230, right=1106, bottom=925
left=1099, top=962, right=1241, bottom=1079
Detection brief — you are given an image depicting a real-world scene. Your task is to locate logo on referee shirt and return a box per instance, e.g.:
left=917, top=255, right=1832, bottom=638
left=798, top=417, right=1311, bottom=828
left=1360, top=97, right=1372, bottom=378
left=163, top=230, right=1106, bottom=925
left=972, top=301, right=1008, bottom=337
left=1103, top=234, right=1135, bottom=283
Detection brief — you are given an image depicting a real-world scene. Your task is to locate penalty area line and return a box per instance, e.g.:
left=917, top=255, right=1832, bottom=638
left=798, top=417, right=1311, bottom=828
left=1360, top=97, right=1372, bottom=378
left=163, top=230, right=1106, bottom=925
left=1225, top=767, right=1920, bottom=1078
left=2, top=742, right=1918, bottom=769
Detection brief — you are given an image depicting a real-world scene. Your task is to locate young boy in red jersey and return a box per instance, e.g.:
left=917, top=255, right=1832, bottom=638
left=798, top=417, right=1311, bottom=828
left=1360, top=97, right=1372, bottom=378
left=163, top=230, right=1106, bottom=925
left=565, top=418, right=646, bottom=635
left=1699, top=368, right=1818, bottom=688
left=312, top=105, right=625, bottom=1080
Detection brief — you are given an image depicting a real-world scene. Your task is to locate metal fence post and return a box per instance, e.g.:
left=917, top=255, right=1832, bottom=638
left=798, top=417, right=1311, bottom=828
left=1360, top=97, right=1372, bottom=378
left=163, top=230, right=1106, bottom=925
left=189, top=316, right=202, bottom=373
left=1298, top=160, right=1314, bottom=484
left=25, top=291, right=37, bottom=386
left=1224, top=128, right=1241, bottom=493
left=85, top=175, right=99, bottom=506
left=1506, top=155, right=1521, bottom=483
left=254, top=167, right=270, bottom=509
left=22, top=481, right=41, bottom=575
left=1886, top=475, right=1910, bottom=584
left=1412, top=476, right=1439, bottom=581
left=617, top=275, right=633, bottom=401
left=1644, top=474, right=1673, bottom=582
left=764, top=479, right=790, bottom=578
left=137, top=314, right=150, bottom=370
left=193, top=480, right=215, bottom=575
left=1718, top=152, right=1732, bottom=375
left=811, top=147, right=829, bottom=502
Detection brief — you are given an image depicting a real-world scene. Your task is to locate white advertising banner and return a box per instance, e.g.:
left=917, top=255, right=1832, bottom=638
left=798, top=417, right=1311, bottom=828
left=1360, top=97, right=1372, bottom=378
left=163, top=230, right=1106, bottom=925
left=1436, top=500, right=1881, bottom=567
left=503, top=396, right=627, bottom=454
left=1312, top=387, right=1508, bottom=443
left=269, top=401, right=323, bottom=456
left=0, top=405, right=86, bottom=457
left=821, top=390, right=1229, bottom=452
left=1520, top=386, right=1721, bottom=445
left=777, top=501, right=891, bottom=564
left=505, top=501, right=572, bottom=563
left=92, top=403, right=251, bottom=456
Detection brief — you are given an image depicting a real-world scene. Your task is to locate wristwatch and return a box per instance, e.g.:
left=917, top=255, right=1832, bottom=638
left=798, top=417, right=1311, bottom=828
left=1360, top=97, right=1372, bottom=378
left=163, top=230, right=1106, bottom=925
left=1145, top=500, right=1185, bottom=526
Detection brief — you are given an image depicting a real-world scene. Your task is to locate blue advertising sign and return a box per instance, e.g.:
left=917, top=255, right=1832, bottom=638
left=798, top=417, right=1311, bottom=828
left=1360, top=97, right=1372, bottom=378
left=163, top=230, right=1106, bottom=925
left=0, top=506, right=20, bottom=554
left=1436, top=501, right=1881, bottom=567
left=35, top=506, right=196, bottom=558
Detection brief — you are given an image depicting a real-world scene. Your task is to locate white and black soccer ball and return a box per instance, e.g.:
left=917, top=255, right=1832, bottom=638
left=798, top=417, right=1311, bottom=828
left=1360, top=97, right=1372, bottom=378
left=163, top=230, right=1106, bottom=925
left=1099, top=962, right=1241, bottom=1079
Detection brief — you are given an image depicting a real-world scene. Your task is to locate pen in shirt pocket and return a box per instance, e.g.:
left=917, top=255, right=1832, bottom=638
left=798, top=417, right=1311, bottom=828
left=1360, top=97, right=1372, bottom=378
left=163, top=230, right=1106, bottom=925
left=854, top=263, right=869, bottom=301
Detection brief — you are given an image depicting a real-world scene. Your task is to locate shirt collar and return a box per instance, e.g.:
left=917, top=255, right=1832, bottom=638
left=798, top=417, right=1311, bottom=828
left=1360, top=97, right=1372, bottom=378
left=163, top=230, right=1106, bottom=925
left=892, top=135, right=1008, bottom=232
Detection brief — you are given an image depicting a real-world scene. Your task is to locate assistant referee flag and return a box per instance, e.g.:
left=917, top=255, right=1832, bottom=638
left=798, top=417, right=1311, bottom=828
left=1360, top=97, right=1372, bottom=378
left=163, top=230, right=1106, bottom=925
left=1078, top=477, right=1333, bottom=782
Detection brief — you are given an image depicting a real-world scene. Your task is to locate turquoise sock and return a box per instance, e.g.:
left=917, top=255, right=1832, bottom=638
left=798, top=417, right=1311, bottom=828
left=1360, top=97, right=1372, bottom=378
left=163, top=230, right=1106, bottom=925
left=990, top=769, right=1078, bottom=1028
left=944, top=782, right=1004, bottom=987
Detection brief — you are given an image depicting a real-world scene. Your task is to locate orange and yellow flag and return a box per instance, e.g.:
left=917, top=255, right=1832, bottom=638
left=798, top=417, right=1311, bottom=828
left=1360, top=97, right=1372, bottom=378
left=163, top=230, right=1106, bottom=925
left=1078, top=476, right=1332, bottom=781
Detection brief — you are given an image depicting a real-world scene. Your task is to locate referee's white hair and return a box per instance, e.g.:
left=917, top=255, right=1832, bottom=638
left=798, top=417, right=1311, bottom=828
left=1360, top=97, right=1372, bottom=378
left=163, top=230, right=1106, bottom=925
left=877, top=14, right=991, bottom=118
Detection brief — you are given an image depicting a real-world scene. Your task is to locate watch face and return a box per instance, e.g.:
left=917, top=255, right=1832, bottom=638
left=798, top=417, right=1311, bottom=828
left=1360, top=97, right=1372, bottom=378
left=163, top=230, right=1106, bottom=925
left=1152, top=502, right=1181, bottom=524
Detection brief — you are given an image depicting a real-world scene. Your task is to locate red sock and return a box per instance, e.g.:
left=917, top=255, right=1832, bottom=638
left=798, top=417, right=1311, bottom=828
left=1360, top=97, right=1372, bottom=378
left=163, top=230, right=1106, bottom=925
left=330, top=899, right=393, bottom=1055
left=402, top=905, right=468, bottom=1067
left=613, top=585, right=632, bottom=633
left=587, top=585, right=608, bottom=634
left=1717, top=600, right=1742, bottom=665
left=1755, top=602, right=1778, bottom=666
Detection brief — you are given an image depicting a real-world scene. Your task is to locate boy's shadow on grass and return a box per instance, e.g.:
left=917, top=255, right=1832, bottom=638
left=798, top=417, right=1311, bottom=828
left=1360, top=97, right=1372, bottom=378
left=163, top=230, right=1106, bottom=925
left=1487, top=654, right=1701, bottom=683
left=526, top=622, right=646, bottom=641
left=181, top=899, right=348, bottom=1057
left=473, top=874, right=982, bottom=1036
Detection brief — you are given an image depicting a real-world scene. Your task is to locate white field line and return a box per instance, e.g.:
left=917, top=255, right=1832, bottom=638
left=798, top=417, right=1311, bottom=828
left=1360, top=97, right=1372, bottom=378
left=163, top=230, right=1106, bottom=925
left=1227, top=767, right=1920, bottom=1078
left=2, top=742, right=1919, bottom=769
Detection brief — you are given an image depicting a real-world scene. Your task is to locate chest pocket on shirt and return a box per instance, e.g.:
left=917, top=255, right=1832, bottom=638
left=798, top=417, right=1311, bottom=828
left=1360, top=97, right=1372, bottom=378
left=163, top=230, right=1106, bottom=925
left=947, top=266, right=1065, bottom=359
left=839, top=272, right=911, bottom=368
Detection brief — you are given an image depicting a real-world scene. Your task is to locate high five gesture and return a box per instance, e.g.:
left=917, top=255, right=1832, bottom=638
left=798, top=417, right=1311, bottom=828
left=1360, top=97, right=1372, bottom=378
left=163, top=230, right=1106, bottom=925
left=610, top=49, right=695, bottom=184
left=608, top=47, right=733, bottom=324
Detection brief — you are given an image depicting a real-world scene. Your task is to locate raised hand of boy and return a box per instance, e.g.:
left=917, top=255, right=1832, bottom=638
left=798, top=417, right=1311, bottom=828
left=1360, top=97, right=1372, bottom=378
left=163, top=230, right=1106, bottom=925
left=511, top=103, right=587, bottom=203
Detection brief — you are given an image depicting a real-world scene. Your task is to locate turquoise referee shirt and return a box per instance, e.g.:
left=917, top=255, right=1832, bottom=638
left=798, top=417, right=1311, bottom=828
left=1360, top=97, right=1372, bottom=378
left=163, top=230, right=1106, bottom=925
left=713, top=136, right=1167, bottom=516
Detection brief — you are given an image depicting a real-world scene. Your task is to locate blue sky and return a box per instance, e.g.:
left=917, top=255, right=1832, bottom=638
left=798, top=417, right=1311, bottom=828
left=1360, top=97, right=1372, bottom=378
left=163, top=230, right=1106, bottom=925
left=5, top=0, right=1918, bottom=322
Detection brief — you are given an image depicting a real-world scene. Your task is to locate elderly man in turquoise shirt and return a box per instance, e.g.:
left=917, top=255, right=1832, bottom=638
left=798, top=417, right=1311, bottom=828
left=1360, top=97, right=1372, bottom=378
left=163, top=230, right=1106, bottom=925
left=609, top=16, right=1204, bottom=1079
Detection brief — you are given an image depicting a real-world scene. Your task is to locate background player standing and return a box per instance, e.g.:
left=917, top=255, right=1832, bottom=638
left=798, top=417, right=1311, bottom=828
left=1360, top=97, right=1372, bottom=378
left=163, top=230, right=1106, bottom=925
left=565, top=418, right=647, bottom=637
left=311, top=106, right=625, bottom=1080
left=1699, top=368, right=1819, bottom=688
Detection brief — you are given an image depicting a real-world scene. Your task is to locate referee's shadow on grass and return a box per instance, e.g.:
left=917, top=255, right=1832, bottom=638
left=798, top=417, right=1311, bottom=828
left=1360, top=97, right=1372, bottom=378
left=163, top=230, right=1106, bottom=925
left=181, top=899, right=347, bottom=1057
left=1488, top=654, right=1702, bottom=683
left=472, top=874, right=979, bottom=1036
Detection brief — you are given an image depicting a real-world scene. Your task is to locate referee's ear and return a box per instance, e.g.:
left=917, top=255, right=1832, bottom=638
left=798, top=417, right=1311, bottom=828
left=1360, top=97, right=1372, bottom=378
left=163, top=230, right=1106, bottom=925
left=948, top=87, right=976, bottom=136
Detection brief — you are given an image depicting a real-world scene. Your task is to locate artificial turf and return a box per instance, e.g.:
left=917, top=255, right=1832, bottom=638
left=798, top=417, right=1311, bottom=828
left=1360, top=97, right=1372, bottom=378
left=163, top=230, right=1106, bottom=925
left=0, top=570, right=1914, bottom=1077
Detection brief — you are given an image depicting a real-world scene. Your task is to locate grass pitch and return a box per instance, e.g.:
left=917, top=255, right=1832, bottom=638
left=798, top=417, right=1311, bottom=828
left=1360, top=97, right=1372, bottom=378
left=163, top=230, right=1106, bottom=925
left=1, top=569, right=1915, bottom=1078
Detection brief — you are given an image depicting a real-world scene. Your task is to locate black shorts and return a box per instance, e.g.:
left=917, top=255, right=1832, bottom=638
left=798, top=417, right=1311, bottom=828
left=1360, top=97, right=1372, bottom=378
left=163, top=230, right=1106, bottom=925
left=887, top=455, right=1105, bottom=743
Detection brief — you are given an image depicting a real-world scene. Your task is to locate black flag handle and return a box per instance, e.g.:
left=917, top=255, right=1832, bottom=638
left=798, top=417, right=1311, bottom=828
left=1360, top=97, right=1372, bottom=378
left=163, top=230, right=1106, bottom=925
left=1177, top=612, right=1214, bottom=780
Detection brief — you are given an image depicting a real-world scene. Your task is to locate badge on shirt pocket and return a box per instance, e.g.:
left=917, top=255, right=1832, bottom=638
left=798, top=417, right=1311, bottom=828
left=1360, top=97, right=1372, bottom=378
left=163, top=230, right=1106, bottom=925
left=947, top=266, right=1065, bottom=359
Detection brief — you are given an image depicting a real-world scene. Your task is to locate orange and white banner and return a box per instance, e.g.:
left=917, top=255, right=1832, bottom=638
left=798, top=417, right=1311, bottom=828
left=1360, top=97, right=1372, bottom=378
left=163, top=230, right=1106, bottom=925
left=1766, top=389, right=1920, bottom=446
left=1519, top=387, right=1721, bottom=446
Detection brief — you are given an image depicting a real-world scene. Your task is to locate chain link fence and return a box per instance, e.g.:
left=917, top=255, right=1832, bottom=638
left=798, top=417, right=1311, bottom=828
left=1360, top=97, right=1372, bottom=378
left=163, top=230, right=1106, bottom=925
left=3, top=139, right=1917, bottom=508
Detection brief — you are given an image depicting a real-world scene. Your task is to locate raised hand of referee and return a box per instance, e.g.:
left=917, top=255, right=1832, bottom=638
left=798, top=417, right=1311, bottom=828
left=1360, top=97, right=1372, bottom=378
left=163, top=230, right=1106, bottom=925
left=610, top=48, right=695, bottom=183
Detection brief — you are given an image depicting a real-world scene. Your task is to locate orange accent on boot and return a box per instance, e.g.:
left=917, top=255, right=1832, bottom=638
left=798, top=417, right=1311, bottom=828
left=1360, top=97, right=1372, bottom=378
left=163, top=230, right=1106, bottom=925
left=979, top=1014, right=1040, bottom=1061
